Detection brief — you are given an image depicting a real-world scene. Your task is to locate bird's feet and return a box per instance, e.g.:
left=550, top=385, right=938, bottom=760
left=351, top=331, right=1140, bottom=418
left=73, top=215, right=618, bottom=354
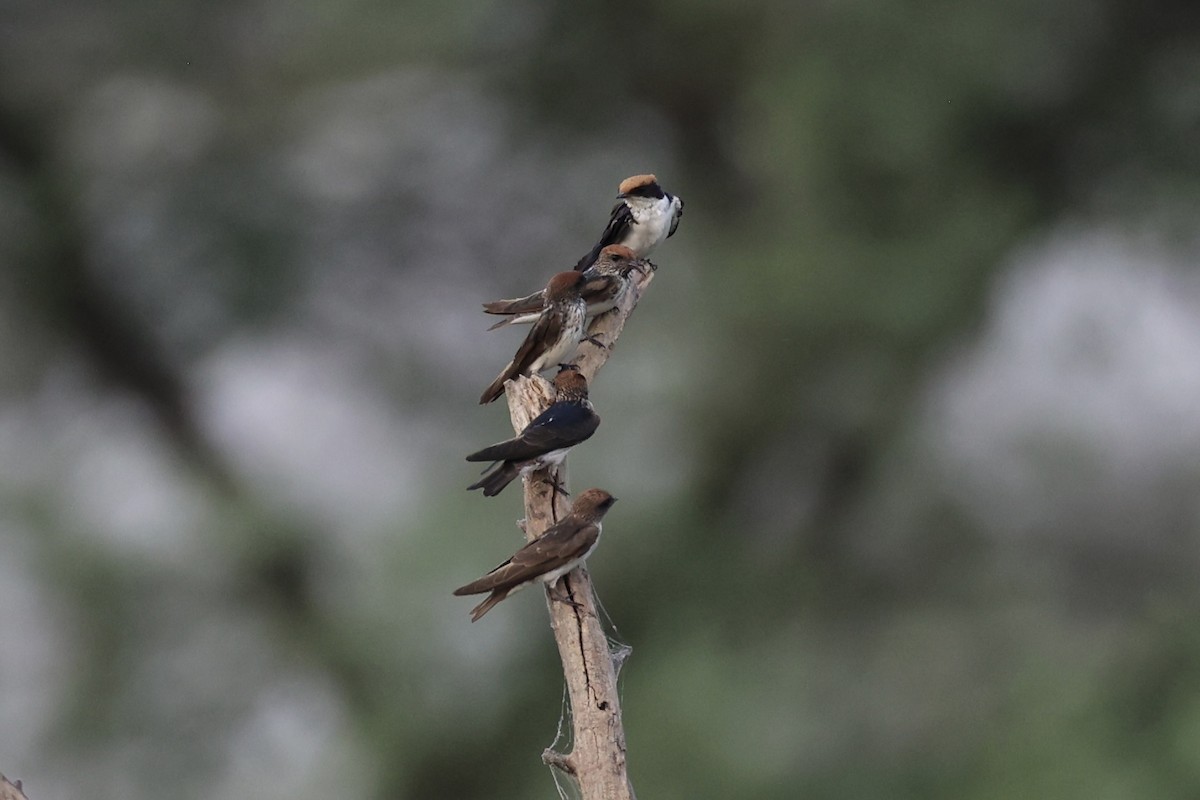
left=548, top=582, right=585, bottom=611
left=545, top=474, right=571, bottom=504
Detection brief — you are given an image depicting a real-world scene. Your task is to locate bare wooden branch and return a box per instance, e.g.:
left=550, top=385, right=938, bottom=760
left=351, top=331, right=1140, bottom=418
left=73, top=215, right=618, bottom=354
left=501, top=265, right=654, bottom=800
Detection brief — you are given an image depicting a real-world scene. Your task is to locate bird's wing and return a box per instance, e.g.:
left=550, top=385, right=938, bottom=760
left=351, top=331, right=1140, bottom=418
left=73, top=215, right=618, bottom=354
left=465, top=403, right=599, bottom=462
left=513, top=519, right=600, bottom=574
left=454, top=520, right=600, bottom=595
left=508, top=307, right=564, bottom=376
left=574, top=201, right=635, bottom=270
left=580, top=273, right=622, bottom=306
left=668, top=197, right=684, bottom=237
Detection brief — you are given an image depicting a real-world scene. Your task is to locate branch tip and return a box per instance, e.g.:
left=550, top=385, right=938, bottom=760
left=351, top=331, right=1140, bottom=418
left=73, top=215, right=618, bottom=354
left=542, top=749, right=577, bottom=776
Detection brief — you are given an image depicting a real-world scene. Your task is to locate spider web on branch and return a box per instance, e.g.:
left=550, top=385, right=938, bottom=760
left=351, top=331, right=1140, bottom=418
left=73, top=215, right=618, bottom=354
left=544, top=583, right=634, bottom=797
left=546, top=684, right=578, bottom=800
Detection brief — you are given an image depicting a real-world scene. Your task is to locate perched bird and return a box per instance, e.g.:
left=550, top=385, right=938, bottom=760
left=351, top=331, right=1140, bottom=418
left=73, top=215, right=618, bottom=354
left=482, top=244, right=648, bottom=330
left=479, top=271, right=588, bottom=404
left=574, top=173, right=683, bottom=271
left=453, top=488, right=617, bottom=622
left=467, top=366, right=600, bottom=496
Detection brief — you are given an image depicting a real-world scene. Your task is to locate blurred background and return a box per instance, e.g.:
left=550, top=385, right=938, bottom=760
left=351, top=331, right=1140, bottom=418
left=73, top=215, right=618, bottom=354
left=3, top=0, right=1200, bottom=797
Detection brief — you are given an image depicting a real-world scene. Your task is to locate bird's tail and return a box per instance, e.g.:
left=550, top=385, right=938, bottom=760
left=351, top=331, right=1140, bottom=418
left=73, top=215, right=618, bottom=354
left=452, top=582, right=507, bottom=622
left=479, top=365, right=514, bottom=404
left=467, top=462, right=521, bottom=496
left=469, top=592, right=505, bottom=622
left=482, top=291, right=544, bottom=316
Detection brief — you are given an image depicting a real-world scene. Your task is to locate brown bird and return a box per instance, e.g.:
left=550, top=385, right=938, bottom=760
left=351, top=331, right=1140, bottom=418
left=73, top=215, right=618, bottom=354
left=453, top=488, right=617, bottom=622
left=467, top=366, right=599, bottom=496
left=479, top=270, right=589, bottom=404
left=482, top=244, right=649, bottom=330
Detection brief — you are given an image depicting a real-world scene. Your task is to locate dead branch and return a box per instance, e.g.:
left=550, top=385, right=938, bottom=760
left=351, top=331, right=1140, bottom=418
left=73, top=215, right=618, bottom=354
left=500, top=265, right=654, bottom=800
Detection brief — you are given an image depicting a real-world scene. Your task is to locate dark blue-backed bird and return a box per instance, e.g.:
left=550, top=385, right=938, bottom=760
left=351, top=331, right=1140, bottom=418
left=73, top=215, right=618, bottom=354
left=468, top=366, right=599, bottom=496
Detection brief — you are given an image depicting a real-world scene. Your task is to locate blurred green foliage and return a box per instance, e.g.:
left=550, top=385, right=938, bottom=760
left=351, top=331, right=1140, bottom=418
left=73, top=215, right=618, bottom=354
left=1, top=0, right=1200, bottom=798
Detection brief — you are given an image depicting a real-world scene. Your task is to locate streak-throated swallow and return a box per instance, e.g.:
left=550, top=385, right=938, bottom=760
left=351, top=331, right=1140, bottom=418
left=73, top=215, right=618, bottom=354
left=453, top=488, right=617, bottom=622
left=574, top=173, right=683, bottom=271
left=467, top=366, right=600, bottom=496
left=479, top=271, right=588, bottom=404
left=481, top=244, right=648, bottom=330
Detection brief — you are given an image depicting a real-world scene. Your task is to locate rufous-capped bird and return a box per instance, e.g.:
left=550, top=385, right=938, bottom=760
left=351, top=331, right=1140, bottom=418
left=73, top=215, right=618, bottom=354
left=479, top=271, right=589, bottom=404
left=574, top=173, right=682, bottom=271
left=482, top=244, right=648, bottom=329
